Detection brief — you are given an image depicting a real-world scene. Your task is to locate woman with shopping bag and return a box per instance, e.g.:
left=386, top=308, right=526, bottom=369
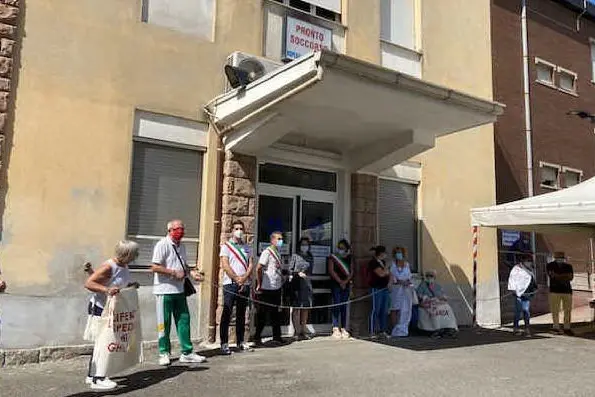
left=83, top=240, right=141, bottom=391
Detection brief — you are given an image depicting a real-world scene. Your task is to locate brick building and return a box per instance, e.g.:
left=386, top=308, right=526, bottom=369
left=1, top=0, right=503, bottom=353
left=492, top=0, right=595, bottom=319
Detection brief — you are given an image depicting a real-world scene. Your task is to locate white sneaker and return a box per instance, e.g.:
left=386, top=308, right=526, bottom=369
left=85, top=376, right=92, bottom=385
left=90, top=378, right=117, bottom=390
left=238, top=342, right=254, bottom=352
left=332, top=327, right=342, bottom=339
left=158, top=353, right=171, bottom=366
left=341, top=328, right=351, bottom=339
left=179, top=352, right=207, bottom=363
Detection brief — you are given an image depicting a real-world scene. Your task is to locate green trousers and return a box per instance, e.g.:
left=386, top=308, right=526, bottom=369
left=156, top=293, right=193, bottom=354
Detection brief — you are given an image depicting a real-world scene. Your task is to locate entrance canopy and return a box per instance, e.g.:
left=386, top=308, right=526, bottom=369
left=204, top=50, right=504, bottom=173
left=470, top=177, right=595, bottom=235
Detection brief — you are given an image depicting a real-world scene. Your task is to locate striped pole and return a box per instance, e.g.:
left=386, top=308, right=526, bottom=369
left=472, top=226, right=479, bottom=328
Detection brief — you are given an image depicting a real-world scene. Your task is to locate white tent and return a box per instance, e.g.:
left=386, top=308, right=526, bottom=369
left=470, top=176, right=595, bottom=235
left=469, top=177, right=595, bottom=327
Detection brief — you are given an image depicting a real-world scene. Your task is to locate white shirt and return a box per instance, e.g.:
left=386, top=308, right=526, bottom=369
left=152, top=236, right=186, bottom=295
left=258, top=247, right=285, bottom=291
left=220, top=240, right=252, bottom=286
left=90, top=259, right=132, bottom=309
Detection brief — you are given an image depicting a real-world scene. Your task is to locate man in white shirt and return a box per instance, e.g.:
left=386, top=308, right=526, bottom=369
left=151, top=219, right=206, bottom=366
left=254, top=231, right=286, bottom=345
left=219, top=220, right=254, bottom=355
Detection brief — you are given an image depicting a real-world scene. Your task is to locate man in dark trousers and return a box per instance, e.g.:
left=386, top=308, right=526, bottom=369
left=547, top=251, right=574, bottom=335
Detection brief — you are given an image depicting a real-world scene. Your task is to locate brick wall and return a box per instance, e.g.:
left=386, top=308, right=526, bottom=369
left=349, top=173, right=378, bottom=337
left=217, top=151, right=257, bottom=344
left=0, top=0, right=18, bottom=173
left=492, top=0, right=595, bottom=293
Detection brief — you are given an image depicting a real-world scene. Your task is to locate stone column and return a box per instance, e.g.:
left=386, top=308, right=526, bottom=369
left=349, top=173, right=378, bottom=337
left=216, top=151, right=256, bottom=344
left=0, top=1, right=19, bottom=174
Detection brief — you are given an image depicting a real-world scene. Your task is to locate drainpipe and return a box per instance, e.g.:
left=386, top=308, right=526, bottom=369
left=577, top=0, right=587, bottom=32
left=521, top=0, right=537, bottom=256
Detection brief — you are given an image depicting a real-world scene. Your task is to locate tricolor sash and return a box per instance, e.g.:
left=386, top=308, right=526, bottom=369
left=266, top=246, right=282, bottom=269
left=330, top=254, right=351, bottom=277
left=225, top=241, right=249, bottom=272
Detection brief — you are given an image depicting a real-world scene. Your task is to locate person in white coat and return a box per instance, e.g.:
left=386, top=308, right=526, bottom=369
left=507, top=252, right=537, bottom=337
left=389, top=246, right=414, bottom=337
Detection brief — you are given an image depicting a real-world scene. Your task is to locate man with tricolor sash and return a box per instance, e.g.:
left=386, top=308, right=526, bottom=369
left=254, top=231, right=286, bottom=346
left=219, top=220, right=255, bottom=355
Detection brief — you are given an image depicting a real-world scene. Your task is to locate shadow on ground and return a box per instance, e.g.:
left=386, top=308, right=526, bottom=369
left=503, top=322, right=595, bottom=341
left=357, top=327, right=550, bottom=351
left=63, top=365, right=208, bottom=397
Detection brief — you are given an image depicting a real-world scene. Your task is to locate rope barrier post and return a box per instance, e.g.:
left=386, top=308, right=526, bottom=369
left=472, top=226, right=480, bottom=332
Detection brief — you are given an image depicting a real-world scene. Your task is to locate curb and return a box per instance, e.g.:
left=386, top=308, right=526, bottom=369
left=0, top=338, right=205, bottom=368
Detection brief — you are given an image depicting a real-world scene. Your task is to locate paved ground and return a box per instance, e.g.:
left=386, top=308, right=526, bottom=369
left=2, top=327, right=595, bottom=397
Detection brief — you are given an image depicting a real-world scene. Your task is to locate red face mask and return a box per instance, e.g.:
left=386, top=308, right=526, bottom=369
left=170, top=228, right=184, bottom=242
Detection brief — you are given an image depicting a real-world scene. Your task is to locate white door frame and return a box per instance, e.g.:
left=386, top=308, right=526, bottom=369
left=255, top=181, right=339, bottom=336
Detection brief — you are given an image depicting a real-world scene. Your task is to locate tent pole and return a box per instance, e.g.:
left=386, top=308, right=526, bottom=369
left=590, top=237, right=594, bottom=299
left=472, top=226, right=479, bottom=327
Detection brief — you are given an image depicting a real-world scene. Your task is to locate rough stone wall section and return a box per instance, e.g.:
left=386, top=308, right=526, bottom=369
left=216, top=151, right=257, bottom=344
left=0, top=1, right=18, bottom=171
left=349, top=173, right=378, bottom=337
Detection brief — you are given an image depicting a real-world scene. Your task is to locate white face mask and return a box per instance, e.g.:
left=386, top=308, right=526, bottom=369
left=233, top=230, right=244, bottom=240
left=523, top=261, right=533, bottom=268
left=300, top=245, right=309, bottom=253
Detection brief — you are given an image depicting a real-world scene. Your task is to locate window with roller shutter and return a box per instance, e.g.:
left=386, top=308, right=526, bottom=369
left=378, top=178, right=418, bottom=273
left=127, top=141, right=203, bottom=269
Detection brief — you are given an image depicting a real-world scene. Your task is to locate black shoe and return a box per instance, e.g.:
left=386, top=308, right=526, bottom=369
left=220, top=344, right=232, bottom=355
left=564, top=329, right=575, bottom=336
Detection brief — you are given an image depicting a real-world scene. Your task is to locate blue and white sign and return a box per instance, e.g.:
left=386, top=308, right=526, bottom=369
left=502, top=230, right=521, bottom=248
left=285, top=16, right=332, bottom=60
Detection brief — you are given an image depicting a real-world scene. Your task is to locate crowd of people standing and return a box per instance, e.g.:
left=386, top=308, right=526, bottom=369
left=79, top=216, right=582, bottom=391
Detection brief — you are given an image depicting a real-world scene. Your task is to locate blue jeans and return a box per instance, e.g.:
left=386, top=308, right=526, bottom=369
left=514, top=296, right=531, bottom=328
left=331, top=286, right=350, bottom=328
left=369, top=288, right=389, bottom=335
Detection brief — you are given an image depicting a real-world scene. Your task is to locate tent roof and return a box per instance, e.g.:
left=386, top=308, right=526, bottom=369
left=470, top=177, right=595, bottom=234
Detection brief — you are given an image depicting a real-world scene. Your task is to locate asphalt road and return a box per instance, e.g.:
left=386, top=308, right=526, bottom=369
left=2, top=328, right=595, bottom=397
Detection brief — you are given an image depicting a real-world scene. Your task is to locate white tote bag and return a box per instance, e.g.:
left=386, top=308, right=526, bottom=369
left=90, top=288, right=143, bottom=377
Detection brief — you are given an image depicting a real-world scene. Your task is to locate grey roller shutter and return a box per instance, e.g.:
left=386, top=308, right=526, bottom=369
left=378, top=179, right=418, bottom=272
left=127, top=141, right=203, bottom=267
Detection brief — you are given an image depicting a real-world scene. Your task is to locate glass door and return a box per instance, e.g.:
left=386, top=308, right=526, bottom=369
left=256, top=184, right=337, bottom=336
left=300, top=199, right=334, bottom=330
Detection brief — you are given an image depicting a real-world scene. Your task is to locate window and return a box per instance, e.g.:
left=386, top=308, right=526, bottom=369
left=142, top=0, right=214, bottom=39
left=127, top=141, right=203, bottom=269
left=558, top=67, right=577, bottom=94
left=539, top=162, right=561, bottom=189
left=258, top=163, right=337, bottom=192
left=563, top=167, right=582, bottom=188
left=535, top=58, right=555, bottom=86
left=273, top=0, right=341, bottom=22
left=380, top=0, right=416, bottom=49
left=378, top=179, right=418, bottom=273
left=535, top=58, right=578, bottom=95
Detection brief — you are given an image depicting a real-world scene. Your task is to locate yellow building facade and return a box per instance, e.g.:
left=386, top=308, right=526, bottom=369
left=0, top=0, right=501, bottom=350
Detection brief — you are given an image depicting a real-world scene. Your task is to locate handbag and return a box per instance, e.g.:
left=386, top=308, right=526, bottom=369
left=172, top=244, right=196, bottom=297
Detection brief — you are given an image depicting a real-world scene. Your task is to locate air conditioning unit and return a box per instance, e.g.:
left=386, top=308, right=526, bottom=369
left=224, top=52, right=283, bottom=92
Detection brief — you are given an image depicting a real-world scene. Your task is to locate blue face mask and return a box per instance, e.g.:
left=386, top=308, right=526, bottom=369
left=395, top=252, right=404, bottom=261
left=276, top=239, right=284, bottom=248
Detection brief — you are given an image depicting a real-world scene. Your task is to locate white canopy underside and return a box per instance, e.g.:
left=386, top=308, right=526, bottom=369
left=471, top=177, right=595, bottom=235
left=205, top=51, right=504, bottom=173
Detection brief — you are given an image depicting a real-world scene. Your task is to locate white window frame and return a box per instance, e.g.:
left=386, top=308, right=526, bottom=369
left=562, top=166, right=583, bottom=188
left=127, top=110, right=208, bottom=271
left=557, top=66, right=578, bottom=96
left=539, top=161, right=561, bottom=190
left=535, top=57, right=557, bottom=88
